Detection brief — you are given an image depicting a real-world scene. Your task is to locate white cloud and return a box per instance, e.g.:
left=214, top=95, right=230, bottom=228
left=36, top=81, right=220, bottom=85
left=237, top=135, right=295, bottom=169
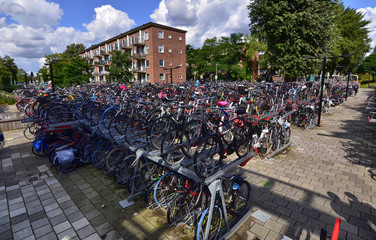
left=0, top=2, right=136, bottom=72
left=358, top=7, right=376, bottom=50
left=0, top=0, right=62, bottom=28
left=151, top=0, right=250, bottom=48
left=83, top=5, right=135, bottom=43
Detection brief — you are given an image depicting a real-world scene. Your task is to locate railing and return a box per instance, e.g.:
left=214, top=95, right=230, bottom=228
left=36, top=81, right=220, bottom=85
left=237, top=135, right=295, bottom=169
left=134, top=53, right=146, bottom=59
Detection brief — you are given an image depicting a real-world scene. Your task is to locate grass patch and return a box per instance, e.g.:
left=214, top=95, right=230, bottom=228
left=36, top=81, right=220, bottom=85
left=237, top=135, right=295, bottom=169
left=0, top=92, right=16, bottom=105
left=360, top=80, right=376, bottom=88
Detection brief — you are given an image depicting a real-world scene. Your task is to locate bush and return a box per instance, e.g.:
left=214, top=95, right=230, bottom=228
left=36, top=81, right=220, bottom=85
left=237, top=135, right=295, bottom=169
left=0, top=84, right=20, bottom=93
left=0, top=94, right=17, bottom=105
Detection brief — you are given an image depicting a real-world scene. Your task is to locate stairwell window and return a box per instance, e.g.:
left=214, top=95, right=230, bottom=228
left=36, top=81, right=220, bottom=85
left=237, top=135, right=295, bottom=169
left=159, top=73, right=165, bottom=80
left=158, top=45, right=164, bottom=53
left=146, top=60, right=150, bottom=68
left=159, top=59, right=164, bottom=67
left=158, top=31, right=164, bottom=39
left=145, top=46, right=149, bottom=54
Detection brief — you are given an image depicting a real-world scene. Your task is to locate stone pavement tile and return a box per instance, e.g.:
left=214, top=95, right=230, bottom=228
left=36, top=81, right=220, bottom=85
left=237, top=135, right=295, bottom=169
left=96, top=222, right=114, bottom=237
left=263, top=219, right=284, bottom=234
left=41, top=197, right=56, bottom=207
left=0, top=222, right=11, bottom=234
left=29, top=210, right=47, bottom=223
left=34, top=224, right=53, bottom=238
left=63, top=206, right=80, bottom=216
left=26, top=205, right=44, bottom=215
left=249, top=222, right=270, bottom=239
left=0, top=230, right=12, bottom=240
left=11, top=219, right=30, bottom=233
left=340, top=221, right=359, bottom=236
left=37, top=231, right=57, bottom=240
left=82, top=232, right=102, bottom=240
left=57, top=227, right=77, bottom=240
left=9, top=206, right=26, bottom=218
left=84, top=208, right=101, bottom=220
left=103, top=229, right=123, bottom=240
left=53, top=220, right=72, bottom=234
left=266, top=230, right=283, bottom=240
left=76, top=224, right=96, bottom=239
left=49, top=214, right=67, bottom=227
left=0, top=216, right=9, bottom=226
left=0, top=210, right=8, bottom=218
left=10, top=212, right=28, bottom=225
left=72, top=217, right=90, bottom=231
left=46, top=208, right=63, bottom=218
left=67, top=211, right=85, bottom=223
left=31, top=216, right=49, bottom=229
left=89, top=214, right=108, bottom=228
left=13, top=226, right=33, bottom=240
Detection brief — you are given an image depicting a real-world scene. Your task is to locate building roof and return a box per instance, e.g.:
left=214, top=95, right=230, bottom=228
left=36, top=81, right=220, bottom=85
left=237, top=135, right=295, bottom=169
left=80, top=22, right=187, bottom=53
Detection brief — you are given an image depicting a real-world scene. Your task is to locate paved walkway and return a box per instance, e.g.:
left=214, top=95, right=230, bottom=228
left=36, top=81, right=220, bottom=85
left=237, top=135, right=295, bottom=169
left=0, top=89, right=375, bottom=240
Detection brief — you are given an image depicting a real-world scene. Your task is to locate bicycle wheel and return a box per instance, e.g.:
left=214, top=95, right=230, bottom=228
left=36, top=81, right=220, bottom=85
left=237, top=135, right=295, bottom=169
left=161, top=129, right=185, bottom=166
left=24, top=123, right=35, bottom=140
left=282, top=127, right=291, bottom=145
left=148, top=116, right=174, bottom=150
left=52, top=152, right=76, bottom=174
left=105, top=148, right=128, bottom=174
left=113, top=154, right=136, bottom=185
left=193, top=135, right=224, bottom=180
left=181, top=120, right=207, bottom=159
left=196, top=205, right=223, bottom=240
left=167, top=194, right=184, bottom=226
left=124, top=119, right=147, bottom=145
left=232, top=118, right=251, bottom=158
left=92, top=149, right=106, bottom=169
left=228, top=180, right=251, bottom=216
left=127, top=162, right=156, bottom=193
left=154, top=172, right=181, bottom=207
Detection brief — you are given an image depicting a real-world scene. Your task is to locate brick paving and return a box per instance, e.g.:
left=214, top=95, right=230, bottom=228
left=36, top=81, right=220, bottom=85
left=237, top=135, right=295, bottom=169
left=0, top=88, right=375, bottom=240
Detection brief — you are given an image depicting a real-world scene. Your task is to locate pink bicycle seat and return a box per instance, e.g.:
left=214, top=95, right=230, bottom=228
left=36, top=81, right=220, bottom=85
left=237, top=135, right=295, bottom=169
left=217, top=101, right=228, bottom=107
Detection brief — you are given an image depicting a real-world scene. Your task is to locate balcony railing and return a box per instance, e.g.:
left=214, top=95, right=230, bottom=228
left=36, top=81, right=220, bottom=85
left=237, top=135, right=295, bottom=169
left=134, top=53, right=146, bottom=59
left=134, top=37, right=145, bottom=46
left=132, top=67, right=146, bottom=73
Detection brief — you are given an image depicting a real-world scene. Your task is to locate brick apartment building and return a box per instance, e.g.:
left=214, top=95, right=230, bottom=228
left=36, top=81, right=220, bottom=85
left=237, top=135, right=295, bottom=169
left=79, top=22, right=187, bottom=84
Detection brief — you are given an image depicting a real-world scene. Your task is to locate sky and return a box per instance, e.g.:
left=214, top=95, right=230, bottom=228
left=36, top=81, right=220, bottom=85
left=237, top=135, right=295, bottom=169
left=0, top=0, right=375, bottom=74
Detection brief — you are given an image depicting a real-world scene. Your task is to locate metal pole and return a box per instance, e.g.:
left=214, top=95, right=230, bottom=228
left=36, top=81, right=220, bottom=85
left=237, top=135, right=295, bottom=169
left=49, top=63, right=55, bottom=92
left=345, top=70, right=351, bottom=100
left=170, top=68, right=173, bottom=84
left=317, top=56, right=327, bottom=127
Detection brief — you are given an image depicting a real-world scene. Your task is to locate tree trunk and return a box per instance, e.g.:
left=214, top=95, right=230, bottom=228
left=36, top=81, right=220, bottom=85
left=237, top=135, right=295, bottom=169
left=251, top=52, right=259, bottom=82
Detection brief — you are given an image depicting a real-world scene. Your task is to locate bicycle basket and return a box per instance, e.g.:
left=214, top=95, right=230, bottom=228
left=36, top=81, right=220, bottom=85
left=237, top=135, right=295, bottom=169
left=56, top=148, right=74, bottom=164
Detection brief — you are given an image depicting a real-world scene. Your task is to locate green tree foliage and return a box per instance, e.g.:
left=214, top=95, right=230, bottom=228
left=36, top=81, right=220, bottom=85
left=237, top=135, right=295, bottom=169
left=242, top=35, right=267, bottom=81
left=0, top=55, right=18, bottom=86
left=327, top=2, right=371, bottom=73
left=17, top=68, right=26, bottom=84
left=248, top=0, right=337, bottom=79
left=41, top=44, right=91, bottom=87
left=357, top=53, right=376, bottom=81
left=107, top=50, right=133, bottom=83
left=62, top=43, right=86, bottom=59
left=187, top=33, right=245, bottom=81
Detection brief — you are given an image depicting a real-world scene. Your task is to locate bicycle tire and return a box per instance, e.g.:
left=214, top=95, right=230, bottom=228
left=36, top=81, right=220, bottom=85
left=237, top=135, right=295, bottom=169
left=105, top=148, right=127, bottom=173
left=193, top=135, right=224, bottom=180
left=52, top=152, right=76, bottom=174
left=113, top=154, right=136, bottom=185
left=154, top=172, right=181, bottom=207
left=196, top=205, right=223, bottom=240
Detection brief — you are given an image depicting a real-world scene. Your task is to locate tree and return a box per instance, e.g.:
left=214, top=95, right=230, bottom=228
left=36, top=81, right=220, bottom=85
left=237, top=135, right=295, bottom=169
left=17, top=69, right=26, bottom=84
left=327, top=3, right=371, bottom=74
left=248, top=0, right=337, bottom=80
left=357, top=53, right=376, bottom=81
left=0, top=55, right=18, bottom=85
left=62, top=43, right=86, bottom=59
left=242, top=35, right=267, bottom=82
left=60, top=56, right=91, bottom=87
left=107, top=51, right=133, bottom=83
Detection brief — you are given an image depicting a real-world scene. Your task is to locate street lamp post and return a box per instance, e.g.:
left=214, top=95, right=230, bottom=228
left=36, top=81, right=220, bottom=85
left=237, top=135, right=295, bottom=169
left=215, top=64, right=218, bottom=81
left=45, top=59, right=58, bottom=92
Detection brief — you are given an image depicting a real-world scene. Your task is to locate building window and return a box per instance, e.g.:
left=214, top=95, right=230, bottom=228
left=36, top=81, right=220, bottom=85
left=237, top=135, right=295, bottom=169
left=159, top=73, right=165, bottom=80
left=145, top=46, right=149, bottom=54
left=158, top=45, right=164, bottom=53
left=179, top=36, right=182, bottom=40
left=159, top=59, right=164, bottom=67
left=168, top=48, right=172, bottom=53
left=108, top=45, right=112, bottom=51
left=168, top=34, right=172, bottom=39
left=169, top=62, right=172, bottom=66
left=146, top=60, right=150, bottom=68
left=146, top=74, right=150, bottom=81
left=179, top=76, right=183, bottom=79
left=179, top=63, right=182, bottom=66
left=115, top=42, right=118, bottom=50
left=179, top=49, right=182, bottom=54
left=158, top=31, right=164, bottom=39
left=144, top=31, right=149, bottom=40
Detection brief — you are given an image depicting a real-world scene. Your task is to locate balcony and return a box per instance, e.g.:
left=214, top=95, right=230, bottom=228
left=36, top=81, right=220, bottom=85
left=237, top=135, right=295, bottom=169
left=122, top=43, right=132, bottom=49
left=100, top=71, right=109, bottom=75
left=134, top=53, right=146, bottom=60
left=134, top=37, right=145, bottom=46
left=132, top=67, right=146, bottom=73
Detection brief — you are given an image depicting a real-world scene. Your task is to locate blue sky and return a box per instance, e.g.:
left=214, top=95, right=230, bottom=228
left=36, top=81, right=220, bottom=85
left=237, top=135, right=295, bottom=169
left=0, top=0, right=375, bottom=73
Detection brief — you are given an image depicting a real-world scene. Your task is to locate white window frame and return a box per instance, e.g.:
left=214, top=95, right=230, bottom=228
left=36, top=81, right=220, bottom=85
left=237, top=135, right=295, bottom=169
left=158, top=45, right=164, bottom=53
left=145, top=45, right=149, bottom=54
left=169, top=62, right=172, bottom=66
left=146, top=74, right=150, bottom=82
left=159, top=59, right=164, bottom=67
left=146, top=60, right=150, bottom=68
left=168, top=48, right=172, bottom=53
left=179, top=36, right=182, bottom=40
left=159, top=73, right=165, bottom=80
left=144, top=31, right=149, bottom=40
left=158, top=30, right=164, bottom=39
left=168, top=34, right=172, bottom=39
